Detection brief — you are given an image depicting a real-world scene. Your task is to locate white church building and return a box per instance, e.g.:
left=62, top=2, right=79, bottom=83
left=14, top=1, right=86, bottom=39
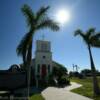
left=31, top=40, right=53, bottom=81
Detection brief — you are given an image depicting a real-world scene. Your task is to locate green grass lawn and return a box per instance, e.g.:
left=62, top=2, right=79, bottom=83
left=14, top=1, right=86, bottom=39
left=30, top=93, right=45, bottom=100
left=70, top=77, right=100, bottom=100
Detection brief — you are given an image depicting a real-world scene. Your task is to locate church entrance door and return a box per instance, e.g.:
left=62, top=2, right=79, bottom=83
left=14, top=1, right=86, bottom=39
left=41, top=64, right=46, bottom=78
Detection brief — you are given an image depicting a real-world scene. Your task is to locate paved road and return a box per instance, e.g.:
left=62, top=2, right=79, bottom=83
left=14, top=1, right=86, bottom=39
left=42, top=82, right=93, bottom=100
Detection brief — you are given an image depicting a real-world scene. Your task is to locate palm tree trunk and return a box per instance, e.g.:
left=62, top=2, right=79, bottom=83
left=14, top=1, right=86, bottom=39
left=88, top=44, right=100, bottom=96
left=23, top=52, right=27, bottom=71
left=27, top=41, right=32, bottom=100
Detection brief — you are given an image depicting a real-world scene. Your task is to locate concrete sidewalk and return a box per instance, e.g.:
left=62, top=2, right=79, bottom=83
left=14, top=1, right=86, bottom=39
left=41, top=82, right=93, bottom=100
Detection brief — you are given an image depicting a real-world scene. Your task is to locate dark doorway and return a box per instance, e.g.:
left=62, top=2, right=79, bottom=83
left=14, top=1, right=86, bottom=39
left=41, top=64, right=47, bottom=78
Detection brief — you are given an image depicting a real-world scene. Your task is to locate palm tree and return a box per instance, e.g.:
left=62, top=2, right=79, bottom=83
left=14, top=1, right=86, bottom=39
left=16, top=4, right=59, bottom=99
left=74, top=28, right=100, bottom=96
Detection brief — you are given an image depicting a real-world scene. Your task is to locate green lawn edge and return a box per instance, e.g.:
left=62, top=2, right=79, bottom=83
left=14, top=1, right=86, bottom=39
left=30, top=94, right=45, bottom=100
left=70, top=77, right=100, bottom=100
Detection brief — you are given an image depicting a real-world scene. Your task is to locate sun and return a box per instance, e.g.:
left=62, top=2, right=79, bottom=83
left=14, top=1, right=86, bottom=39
left=55, top=9, right=71, bottom=25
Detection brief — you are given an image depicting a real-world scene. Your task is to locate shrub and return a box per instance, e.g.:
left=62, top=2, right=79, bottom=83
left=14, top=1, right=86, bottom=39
left=52, top=62, right=68, bottom=79
left=38, top=79, right=48, bottom=88
left=48, top=74, right=57, bottom=86
left=58, top=77, right=70, bottom=87
left=78, top=73, right=84, bottom=79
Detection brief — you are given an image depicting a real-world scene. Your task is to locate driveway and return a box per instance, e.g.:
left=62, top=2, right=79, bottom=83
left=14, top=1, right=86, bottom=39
left=41, top=82, right=93, bottom=100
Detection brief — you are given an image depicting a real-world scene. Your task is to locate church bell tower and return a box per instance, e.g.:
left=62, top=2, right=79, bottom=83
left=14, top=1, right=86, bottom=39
left=35, top=40, right=52, bottom=80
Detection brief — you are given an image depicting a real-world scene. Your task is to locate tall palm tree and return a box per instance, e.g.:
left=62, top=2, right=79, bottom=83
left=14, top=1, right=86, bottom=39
left=74, top=28, right=100, bottom=96
left=16, top=4, right=59, bottom=99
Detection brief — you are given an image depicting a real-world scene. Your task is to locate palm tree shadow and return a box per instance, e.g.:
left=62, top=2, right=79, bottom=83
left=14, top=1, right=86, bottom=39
left=29, top=86, right=47, bottom=97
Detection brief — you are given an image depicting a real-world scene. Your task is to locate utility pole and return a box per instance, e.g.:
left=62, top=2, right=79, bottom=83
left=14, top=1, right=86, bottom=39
left=75, top=65, right=79, bottom=72
left=72, top=64, right=75, bottom=72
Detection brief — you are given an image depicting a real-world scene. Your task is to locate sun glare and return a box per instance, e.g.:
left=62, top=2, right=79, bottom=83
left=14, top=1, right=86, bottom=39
left=55, top=9, right=71, bottom=25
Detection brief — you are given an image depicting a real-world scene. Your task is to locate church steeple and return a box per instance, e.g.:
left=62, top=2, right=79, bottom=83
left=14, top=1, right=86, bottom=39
left=35, top=39, right=52, bottom=80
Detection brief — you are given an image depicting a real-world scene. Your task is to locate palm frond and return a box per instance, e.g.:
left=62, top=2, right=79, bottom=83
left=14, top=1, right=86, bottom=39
left=16, top=32, right=32, bottom=56
left=37, top=18, right=59, bottom=31
left=36, top=6, right=50, bottom=23
left=90, top=32, right=100, bottom=47
left=91, top=40, right=100, bottom=47
left=86, top=28, right=95, bottom=37
left=22, top=4, right=35, bottom=28
left=74, top=29, right=83, bottom=36
left=17, top=43, right=27, bottom=63
left=91, top=32, right=100, bottom=40
left=16, top=42, right=26, bottom=56
left=74, top=29, right=89, bottom=45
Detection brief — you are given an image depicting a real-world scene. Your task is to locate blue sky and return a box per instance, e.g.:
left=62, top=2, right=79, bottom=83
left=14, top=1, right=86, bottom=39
left=0, top=0, right=100, bottom=71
